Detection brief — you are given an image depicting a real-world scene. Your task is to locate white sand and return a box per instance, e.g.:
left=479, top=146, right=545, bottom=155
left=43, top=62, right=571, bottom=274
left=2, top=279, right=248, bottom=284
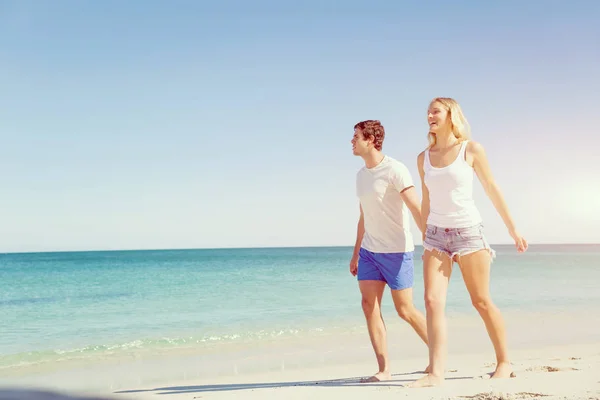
left=114, top=344, right=600, bottom=400
left=2, top=310, right=599, bottom=400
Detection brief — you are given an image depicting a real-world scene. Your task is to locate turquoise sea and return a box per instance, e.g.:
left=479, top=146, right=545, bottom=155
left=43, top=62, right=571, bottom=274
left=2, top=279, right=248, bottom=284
left=1, top=244, right=599, bottom=373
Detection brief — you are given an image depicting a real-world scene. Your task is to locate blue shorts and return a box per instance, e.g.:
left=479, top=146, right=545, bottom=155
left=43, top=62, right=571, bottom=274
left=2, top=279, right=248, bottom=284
left=357, top=248, right=414, bottom=290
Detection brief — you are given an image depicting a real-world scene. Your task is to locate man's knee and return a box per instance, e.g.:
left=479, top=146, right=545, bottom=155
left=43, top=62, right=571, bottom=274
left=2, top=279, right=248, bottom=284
left=396, top=304, right=414, bottom=321
left=361, top=296, right=377, bottom=314
left=391, top=287, right=415, bottom=320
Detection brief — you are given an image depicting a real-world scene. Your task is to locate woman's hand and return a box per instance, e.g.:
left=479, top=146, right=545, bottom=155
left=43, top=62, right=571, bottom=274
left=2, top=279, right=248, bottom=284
left=509, top=229, right=528, bottom=253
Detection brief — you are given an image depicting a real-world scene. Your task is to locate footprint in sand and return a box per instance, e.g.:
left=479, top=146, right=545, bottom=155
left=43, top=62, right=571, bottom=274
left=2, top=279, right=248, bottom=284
left=458, top=391, right=549, bottom=399
left=551, top=356, right=581, bottom=361
left=514, top=393, right=550, bottom=398
left=525, top=366, right=579, bottom=372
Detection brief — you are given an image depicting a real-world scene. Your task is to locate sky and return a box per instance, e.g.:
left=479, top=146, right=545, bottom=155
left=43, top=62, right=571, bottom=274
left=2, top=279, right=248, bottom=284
left=0, top=0, right=599, bottom=252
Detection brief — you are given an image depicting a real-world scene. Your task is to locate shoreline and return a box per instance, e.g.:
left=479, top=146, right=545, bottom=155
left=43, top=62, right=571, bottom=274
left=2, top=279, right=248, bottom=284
left=2, top=309, right=599, bottom=399
left=2, top=307, right=598, bottom=377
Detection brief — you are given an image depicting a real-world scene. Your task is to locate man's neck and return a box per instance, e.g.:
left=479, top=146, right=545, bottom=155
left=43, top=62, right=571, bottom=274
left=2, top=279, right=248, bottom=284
left=363, top=151, right=385, bottom=169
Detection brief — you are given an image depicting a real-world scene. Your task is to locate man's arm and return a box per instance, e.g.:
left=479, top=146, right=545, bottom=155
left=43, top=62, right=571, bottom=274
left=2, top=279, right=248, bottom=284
left=349, top=204, right=364, bottom=276
left=400, top=186, right=423, bottom=234
left=352, top=204, right=365, bottom=259
left=390, top=160, right=423, bottom=234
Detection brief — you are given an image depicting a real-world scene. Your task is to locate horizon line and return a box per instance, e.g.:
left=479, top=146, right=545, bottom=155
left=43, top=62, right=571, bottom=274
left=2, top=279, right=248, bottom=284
left=1, top=242, right=599, bottom=256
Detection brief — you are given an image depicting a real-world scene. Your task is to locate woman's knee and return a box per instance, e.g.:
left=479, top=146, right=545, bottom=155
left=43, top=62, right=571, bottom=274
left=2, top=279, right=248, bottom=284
left=471, top=295, right=494, bottom=313
left=424, top=294, right=445, bottom=314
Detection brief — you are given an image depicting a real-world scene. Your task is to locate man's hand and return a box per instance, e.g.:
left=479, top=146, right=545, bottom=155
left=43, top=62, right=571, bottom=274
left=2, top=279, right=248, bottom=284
left=349, top=254, right=359, bottom=276
left=400, top=186, right=424, bottom=234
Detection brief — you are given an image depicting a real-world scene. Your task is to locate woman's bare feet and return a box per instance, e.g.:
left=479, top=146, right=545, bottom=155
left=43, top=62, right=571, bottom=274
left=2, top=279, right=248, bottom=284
left=360, top=371, right=391, bottom=383
left=406, top=374, right=444, bottom=388
left=491, top=361, right=516, bottom=379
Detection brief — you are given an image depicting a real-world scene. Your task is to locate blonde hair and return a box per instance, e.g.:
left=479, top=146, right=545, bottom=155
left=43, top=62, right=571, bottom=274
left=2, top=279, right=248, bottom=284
left=427, top=97, right=471, bottom=148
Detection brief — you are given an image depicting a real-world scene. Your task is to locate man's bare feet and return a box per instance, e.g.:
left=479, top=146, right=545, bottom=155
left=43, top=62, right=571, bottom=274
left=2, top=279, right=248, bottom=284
left=406, top=374, right=444, bottom=388
left=360, top=371, right=391, bottom=383
left=424, top=364, right=431, bottom=374
left=491, top=361, right=516, bottom=379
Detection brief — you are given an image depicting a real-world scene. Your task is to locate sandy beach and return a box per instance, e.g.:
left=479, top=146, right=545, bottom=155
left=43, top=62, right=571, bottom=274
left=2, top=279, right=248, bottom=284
left=3, top=342, right=598, bottom=400
left=3, top=310, right=599, bottom=400
left=114, top=343, right=600, bottom=400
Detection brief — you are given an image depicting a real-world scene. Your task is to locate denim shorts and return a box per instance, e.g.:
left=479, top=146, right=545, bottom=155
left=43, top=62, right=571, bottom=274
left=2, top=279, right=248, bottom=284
left=423, top=223, right=496, bottom=261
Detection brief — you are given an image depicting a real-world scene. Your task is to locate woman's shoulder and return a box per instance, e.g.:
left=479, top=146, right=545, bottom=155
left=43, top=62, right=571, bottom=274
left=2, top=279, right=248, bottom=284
left=464, top=140, right=488, bottom=166
left=417, top=148, right=428, bottom=163
left=417, top=147, right=431, bottom=171
left=418, top=144, right=434, bottom=157
left=465, top=140, right=485, bottom=154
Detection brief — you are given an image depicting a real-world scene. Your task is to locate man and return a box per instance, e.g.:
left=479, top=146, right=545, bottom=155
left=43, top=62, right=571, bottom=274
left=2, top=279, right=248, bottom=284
left=350, top=119, right=429, bottom=382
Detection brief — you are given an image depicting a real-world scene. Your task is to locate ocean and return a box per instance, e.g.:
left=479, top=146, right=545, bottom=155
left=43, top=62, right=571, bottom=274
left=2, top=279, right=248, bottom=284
left=1, top=244, right=599, bottom=375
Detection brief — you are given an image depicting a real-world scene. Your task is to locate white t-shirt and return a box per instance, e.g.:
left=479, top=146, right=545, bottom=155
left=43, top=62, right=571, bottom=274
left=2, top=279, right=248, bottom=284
left=356, top=155, right=415, bottom=253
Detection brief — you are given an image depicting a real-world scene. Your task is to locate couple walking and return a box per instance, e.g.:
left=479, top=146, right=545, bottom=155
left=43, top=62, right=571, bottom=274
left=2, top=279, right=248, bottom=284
left=349, top=97, right=528, bottom=388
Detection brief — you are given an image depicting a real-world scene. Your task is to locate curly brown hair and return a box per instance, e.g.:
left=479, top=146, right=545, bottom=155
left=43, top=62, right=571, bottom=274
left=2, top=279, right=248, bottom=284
left=354, top=120, right=385, bottom=151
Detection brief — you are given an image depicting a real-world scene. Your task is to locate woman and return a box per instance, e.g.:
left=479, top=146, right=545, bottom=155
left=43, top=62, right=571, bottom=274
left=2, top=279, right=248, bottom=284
left=409, top=97, right=528, bottom=388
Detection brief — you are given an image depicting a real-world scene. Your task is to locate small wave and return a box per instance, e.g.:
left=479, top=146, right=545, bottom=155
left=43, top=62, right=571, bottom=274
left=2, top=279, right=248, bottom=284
left=0, top=292, right=132, bottom=307
left=0, top=326, right=328, bottom=370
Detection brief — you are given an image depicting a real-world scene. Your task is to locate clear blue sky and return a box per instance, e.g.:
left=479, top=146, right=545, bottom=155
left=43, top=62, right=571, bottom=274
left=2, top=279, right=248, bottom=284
left=1, top=0, right=598, bottom=252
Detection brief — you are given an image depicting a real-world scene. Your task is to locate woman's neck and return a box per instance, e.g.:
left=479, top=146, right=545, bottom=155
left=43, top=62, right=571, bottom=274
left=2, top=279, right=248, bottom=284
left=434, top=129, right=459, bottom=149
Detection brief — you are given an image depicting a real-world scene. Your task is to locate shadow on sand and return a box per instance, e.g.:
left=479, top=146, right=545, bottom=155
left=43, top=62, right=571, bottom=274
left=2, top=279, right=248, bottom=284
left=115, top=371, right=473, bottom=395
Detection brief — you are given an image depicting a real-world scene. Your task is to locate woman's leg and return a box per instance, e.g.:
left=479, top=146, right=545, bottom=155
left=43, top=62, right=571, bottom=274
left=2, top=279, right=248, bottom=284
left=458, top=250, right=514, bottom=378
left=408, top=249, right=453, bottom=387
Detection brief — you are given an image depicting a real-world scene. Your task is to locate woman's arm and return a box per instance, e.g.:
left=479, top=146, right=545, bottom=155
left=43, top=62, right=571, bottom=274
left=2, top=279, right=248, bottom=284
left=468, top=141, right=528, bottom=252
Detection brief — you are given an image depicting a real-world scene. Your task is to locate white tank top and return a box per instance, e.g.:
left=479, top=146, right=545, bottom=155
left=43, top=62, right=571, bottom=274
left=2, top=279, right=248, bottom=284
left=424, top=140, right=482, bottom=228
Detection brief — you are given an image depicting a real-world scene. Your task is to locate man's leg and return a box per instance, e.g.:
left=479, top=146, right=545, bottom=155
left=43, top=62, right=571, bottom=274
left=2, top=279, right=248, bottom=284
left=390, top=288, right=428, bottom=345
left=377, top=251, right=428, bottom=343
left=359, top=280, right=389, bottom=382
left=357, top=248, right=391, bottom=382
left=380, top=251, right=429, bottom=371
